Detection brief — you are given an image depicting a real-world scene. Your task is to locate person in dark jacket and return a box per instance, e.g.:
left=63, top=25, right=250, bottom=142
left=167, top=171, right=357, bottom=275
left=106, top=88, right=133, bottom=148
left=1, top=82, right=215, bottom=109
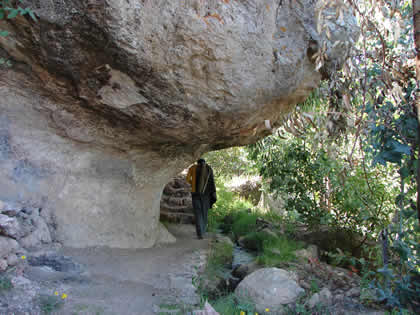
left=186, top=158, right=217, bottom=239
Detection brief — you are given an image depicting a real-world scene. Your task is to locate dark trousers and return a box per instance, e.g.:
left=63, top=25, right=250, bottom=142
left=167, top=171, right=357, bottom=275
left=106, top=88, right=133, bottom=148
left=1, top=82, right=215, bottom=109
left=191, top=193, right=210, bottom=238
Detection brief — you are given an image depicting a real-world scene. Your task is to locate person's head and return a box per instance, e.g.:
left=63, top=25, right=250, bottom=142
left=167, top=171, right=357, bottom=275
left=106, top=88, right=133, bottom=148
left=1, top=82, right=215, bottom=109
left=197, top=158, right=205, bottom=165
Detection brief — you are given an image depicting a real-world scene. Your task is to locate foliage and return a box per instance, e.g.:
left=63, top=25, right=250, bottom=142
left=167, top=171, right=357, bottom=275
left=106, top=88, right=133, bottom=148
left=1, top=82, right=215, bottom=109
left=340, top=1, right=418, bottom=312
left=211, top=294, right=257, bottom=315
left=249, top=127, right=396, bottom=236
left=203, top=147, right=258, bottom=179
left=38, top=294, right=64, bottom=314
left=231, top=211, right=259, bottom=239
left=237, top=230, right=276, bottom=252
left=248, top=1, right=418, bottom=311
left=256, top=235, right=304, bottom=267
left=0, top=275, right=12, bottom=292
left=192, top=238, right=234, bottom=303
left=207, top=240, right=234, bottom=272
left=0, top=0, right=36, bottom=66
left=208, top=180, right=255, bottom=232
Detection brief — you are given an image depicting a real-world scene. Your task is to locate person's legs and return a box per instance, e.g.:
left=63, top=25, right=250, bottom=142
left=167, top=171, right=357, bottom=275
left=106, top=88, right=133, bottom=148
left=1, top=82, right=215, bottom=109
left=202, top=195, right=210, bottom=233
left=192, top=193, right=204, bottom=239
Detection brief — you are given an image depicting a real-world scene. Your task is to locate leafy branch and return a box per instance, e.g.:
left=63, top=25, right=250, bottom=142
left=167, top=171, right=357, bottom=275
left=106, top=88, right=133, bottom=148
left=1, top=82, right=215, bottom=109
left=0, top=0, right=36, bottom=66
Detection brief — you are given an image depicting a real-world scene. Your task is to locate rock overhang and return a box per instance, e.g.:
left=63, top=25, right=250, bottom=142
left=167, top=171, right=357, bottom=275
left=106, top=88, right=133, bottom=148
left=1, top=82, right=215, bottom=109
left=1, top=0, right=358, bottom=153
left=0, top=0, right=359, bottom=248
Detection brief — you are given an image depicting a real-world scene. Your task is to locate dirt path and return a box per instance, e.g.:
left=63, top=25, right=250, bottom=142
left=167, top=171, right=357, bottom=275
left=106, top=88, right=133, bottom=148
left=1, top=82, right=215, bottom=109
left=31, top=224, right=209, bottom=315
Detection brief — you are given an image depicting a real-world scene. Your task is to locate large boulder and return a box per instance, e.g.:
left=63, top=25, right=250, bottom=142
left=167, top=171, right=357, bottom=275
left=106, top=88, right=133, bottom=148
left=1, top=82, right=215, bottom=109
left=235, top=268, right=304, bottom=313
left=0, top=0, right=358, bottom=248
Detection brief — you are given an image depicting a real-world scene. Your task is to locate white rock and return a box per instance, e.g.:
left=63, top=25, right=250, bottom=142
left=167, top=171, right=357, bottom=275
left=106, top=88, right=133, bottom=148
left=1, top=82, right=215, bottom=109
left=308, top=292, right=321, bottom=308
left=11, top=276, right=32, bottom=287
left=154, top=223, right=176, bottom=246
left=235, top=268, right=304, bottom=313
left=0, top=214, right=22, bottom=239
left=19, top=216, right=52, bottom=249
left=319, top=287, right=333, bottom=305
left=346, top=287, right=361, bottom=297
left=193, top=301, right=220, bottom=315
left=294, top=244, right=319, bottom=263
left=7, top=254, right=19, bottom=266
left=308, top=288, right=333, bottom=308
left=0, top=258, right=8, bottom=271
left=0, top=236, right=19, bottom=259
left=11, top=276, right=40, bottom=299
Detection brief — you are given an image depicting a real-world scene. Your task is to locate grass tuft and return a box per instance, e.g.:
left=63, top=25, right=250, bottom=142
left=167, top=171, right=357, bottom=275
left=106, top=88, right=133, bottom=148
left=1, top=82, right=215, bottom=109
left=257, top=236, right=304, bottom=267
left=211, top=294, right=257, bottom=315
left=39, top=294, right=64, bottom=314
left=0, top=276, right=13, bottom=292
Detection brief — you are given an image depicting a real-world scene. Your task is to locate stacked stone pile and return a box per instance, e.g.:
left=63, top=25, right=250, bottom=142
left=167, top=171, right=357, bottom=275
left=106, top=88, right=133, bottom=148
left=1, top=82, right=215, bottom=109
left=0, top=200, right=53, bottom=271
left=160, top=176, right=195, bottom=224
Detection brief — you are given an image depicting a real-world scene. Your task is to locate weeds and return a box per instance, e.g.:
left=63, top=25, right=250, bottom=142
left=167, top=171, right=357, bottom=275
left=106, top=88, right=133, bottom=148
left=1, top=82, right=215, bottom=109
left=207, top=241, right=234, bottom=271
left=0, top=275, right=12, bottom=292
left=211, top=294, right=257, bottom=315
left=209, top=180, right=255, bottom=232
left=39, top=294, right=64, bottom=314
left=256, top=235, right=303, bottom=267
left=231, top=211, right=259, bottom=238
left=194, top=239, right=234, bottom=300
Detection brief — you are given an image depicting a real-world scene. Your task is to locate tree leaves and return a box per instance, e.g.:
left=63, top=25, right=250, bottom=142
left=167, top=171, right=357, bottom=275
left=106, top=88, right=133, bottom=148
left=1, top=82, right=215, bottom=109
left=0, top=1, right=37, bottom=68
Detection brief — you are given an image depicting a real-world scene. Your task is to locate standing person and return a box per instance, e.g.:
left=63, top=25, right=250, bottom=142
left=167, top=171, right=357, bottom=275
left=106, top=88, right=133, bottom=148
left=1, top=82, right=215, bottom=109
left=186, top=159, right=217, bottom=239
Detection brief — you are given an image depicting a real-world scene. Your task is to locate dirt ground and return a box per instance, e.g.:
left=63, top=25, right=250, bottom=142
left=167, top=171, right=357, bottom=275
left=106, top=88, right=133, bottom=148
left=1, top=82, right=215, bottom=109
left=58, top=224, right=209, bottom=315
left=2, top=224, right=209, bottom=315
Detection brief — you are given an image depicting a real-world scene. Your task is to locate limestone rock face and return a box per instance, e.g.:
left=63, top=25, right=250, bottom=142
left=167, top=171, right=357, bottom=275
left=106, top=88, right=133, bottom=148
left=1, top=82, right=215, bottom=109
left=0, top=0, right=358, bottom=248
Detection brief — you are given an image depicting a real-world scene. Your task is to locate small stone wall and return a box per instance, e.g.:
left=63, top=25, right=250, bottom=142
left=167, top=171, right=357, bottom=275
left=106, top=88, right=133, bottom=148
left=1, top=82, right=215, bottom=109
left=0, top=200, right=54, bottom=271
left=160, top=176, right=194, bottom=224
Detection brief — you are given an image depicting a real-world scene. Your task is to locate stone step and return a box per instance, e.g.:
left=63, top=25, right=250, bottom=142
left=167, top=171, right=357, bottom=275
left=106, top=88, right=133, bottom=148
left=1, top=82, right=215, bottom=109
left=161, top=195, right=191, bottom=203
left=160, top=211, right=195, bottom=224
left=161, top=198, right=192, bottom=208
left=160, top=204, right=193, bottom=213
left=163, top=186, right=190, bottom=196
